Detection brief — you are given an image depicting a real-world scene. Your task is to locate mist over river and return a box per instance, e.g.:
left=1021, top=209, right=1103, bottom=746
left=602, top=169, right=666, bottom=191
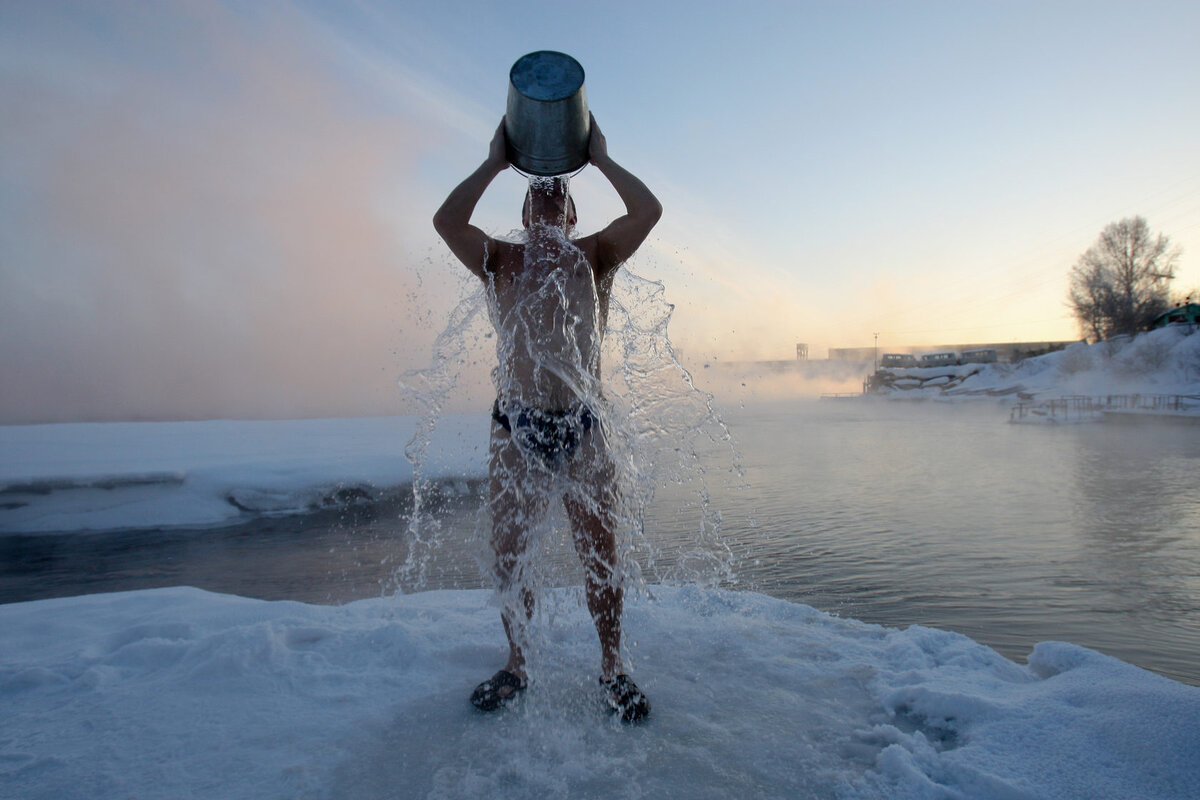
left=5, top=399, right=1197, bottom=687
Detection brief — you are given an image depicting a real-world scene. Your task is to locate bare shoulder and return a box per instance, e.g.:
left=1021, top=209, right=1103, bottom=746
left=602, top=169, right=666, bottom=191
left=489, top=237, right=522, bottom=265
left=482, top=238, right=523, bottom=286
left=571, top=233, right=605, bottom=272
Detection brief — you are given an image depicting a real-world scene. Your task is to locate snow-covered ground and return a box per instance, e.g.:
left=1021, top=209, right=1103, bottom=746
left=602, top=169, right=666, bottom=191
left=3, top=585, right=1197, bottom=800
left=3, top=327, right=1200, bottom=799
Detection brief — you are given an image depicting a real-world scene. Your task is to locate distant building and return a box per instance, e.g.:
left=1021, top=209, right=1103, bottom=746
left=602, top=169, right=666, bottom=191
left=795, top=343, right=809, bottom=360
left=1152, top=303, right=1200, bottom=328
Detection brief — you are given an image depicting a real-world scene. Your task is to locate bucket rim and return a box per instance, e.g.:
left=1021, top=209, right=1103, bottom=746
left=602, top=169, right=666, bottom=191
left=509, top=50, right=586, bottom=102
left=509, top=161, right=589, bottom=180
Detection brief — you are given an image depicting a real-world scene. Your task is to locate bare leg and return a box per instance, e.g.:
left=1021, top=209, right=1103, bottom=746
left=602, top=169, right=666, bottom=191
left=566, top=494, right=623, bottom=678
left=566, top=433, right=624, bottom=679
left=489, top=424, right=544, bottom=679
left=565, top=432, right=650, bottom=721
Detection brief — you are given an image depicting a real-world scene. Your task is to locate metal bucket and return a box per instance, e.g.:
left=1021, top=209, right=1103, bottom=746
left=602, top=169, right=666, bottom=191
left=505, top=51, right=590, bottom=177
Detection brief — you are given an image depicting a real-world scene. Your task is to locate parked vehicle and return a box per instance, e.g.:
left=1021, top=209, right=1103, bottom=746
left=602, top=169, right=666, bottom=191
left=919, top=352, right=958, bottom=367
left=961, top=348, right=998, bottom=364
left=880, top=353, right=918, bottom=368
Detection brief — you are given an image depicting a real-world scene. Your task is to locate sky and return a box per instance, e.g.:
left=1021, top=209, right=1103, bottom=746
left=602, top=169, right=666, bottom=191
left=2, top=0, right=1198, bottom=423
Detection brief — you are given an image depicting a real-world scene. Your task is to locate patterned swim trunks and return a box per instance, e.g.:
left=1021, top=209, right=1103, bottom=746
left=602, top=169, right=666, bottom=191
left=492, top=399, right=597, bottom=465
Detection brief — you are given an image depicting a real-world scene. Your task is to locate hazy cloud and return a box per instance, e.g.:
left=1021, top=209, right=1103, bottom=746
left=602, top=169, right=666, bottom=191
left=0, top=2, right=464, bottom=422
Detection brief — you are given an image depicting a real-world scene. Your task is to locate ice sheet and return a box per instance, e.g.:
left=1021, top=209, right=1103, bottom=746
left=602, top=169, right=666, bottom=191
left=0, top=415, right=488, bottom=533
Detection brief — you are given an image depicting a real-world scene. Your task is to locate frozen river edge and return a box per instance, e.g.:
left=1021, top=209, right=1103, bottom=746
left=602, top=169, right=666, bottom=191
left=2, top=584, right=1198, bottom=800
left=4, top=329, right=1200, bottom=797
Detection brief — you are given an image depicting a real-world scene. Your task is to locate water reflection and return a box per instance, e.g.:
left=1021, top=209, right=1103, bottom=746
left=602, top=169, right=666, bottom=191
left=3, top=401, right=1198, bottom=686
left=0, top=485, right=489, bottom=606
left=1060, top=422, right=1200, bottom=679
left=646, top=400, right=1200, bottom=686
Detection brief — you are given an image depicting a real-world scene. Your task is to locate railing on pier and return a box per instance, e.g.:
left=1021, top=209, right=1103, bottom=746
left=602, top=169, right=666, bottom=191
left=1010, top=393, right=1199, bottom=422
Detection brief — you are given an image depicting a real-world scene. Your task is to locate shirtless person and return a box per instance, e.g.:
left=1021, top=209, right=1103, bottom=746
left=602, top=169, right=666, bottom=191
left=433, top=115, right=661, bottom=721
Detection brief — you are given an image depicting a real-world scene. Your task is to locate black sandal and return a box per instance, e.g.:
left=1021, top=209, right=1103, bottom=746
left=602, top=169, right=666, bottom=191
left=601, top=674, right=650, bottom=722
left=470, top=670, right=527, bottom=711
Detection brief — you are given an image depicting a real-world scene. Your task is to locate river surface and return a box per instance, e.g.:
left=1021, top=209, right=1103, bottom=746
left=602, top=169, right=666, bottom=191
left=3, top=399, right=1198, bottom=686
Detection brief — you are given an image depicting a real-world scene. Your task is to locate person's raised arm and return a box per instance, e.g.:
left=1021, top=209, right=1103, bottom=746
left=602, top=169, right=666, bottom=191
left=432, top=120, right=509, bottom=279
left=588, top=114, right=663, bottom=274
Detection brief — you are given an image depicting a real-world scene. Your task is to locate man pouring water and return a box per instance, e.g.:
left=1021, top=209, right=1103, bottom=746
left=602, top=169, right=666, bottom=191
left=432, top=53, right=661, bottom=721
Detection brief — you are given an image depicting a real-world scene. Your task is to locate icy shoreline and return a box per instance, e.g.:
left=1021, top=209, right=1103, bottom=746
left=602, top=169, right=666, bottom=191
left=2, top=584, right=1197, bottom=800
left=0, top=415, right=488, bottom=534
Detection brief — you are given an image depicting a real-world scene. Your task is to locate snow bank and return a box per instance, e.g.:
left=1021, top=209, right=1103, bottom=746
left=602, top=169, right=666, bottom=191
left=0, top=416, right=487, bottom=533
left=876, top=326, right=1200, bottom=401
left=1, top=585, right=1195, bottom=800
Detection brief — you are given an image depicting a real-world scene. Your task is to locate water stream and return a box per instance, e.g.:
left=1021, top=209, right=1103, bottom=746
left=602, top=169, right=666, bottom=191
left=397, top=204, right=738, bottom=682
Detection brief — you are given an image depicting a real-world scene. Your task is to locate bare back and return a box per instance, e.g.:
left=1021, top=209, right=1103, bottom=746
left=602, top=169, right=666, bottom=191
left=485, top=228, right=611, bottom=410
left=432, top=118, right=661, bottom=411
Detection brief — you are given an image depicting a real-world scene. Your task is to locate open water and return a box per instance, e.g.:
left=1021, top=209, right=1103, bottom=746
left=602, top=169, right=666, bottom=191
left=687, top=398, right=1200, bottom=687
left=4, top=398, right=1197, bottom=686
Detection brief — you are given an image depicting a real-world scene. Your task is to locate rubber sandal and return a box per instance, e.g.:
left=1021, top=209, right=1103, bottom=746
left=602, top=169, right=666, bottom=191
left=600, top=674, right=650, bottom=722
left=470, top=669, right=527, bottom=711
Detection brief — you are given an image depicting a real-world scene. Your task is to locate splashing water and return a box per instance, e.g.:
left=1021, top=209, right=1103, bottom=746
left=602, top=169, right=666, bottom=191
left=399, top=184, right=740, bottom=678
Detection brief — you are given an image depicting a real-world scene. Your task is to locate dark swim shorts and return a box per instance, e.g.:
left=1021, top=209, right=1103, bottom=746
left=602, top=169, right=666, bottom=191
left=492, top=399, right=597, bottom=464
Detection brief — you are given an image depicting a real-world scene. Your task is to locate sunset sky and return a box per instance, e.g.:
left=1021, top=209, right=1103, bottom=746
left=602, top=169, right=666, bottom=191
left=2, top=0, right=1198, bottom=422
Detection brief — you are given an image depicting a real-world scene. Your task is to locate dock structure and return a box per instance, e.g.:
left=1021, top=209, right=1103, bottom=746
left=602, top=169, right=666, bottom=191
left=831, top=340, right=1076, bottom=363
left=1010, top=394, right=1200, bottom=423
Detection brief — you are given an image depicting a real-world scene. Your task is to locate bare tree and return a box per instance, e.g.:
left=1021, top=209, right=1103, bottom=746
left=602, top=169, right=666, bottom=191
left=1067, top=216, right=1179, bottom=340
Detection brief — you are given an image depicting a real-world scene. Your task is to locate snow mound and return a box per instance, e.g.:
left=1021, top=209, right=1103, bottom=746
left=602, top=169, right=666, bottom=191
left=876, top=327, right=1200, bottom=401
left=2, top=585, right=1196, bottom=799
